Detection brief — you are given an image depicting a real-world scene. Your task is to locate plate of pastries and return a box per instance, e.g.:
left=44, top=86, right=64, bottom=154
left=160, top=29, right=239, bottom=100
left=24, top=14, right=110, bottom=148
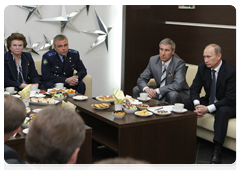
left=96, top=95, right=115, bottom=102
left=91, top=103, right=110, bottom=110
left=30, top=97, right=59, bottom=105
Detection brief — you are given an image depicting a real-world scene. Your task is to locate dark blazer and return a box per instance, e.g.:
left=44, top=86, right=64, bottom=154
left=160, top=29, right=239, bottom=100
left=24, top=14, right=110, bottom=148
left=4, top=144, right=20, bottom=160
left=4, top=159, right=32, bottom=170
left=41, top=49, right=87, bottom=83
left=4, top=51, right=41, bottom=89
left=190, top=60, right=236, bottom=110
left=137, top=54, right=190, bottom=98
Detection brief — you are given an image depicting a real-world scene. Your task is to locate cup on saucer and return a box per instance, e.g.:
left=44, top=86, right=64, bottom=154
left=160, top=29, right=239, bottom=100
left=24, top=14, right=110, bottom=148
left=55, top=83, right=64, bottom=89
left=174, top=103, right=184, bottom=112
left=6, top=87, right=14, bottom=93
left=139, top=93, right=148, bottom=100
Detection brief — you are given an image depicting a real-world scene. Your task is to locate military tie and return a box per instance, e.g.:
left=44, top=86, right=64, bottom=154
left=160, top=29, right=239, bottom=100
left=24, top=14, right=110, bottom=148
left=209, top=70, right=216, bottom=104
left=62, top=56, right=66, bottom=71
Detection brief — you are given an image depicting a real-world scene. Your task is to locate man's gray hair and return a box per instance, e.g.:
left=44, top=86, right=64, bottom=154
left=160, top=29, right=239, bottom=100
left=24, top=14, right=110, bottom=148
left=159, top=38, right=176, bottom=51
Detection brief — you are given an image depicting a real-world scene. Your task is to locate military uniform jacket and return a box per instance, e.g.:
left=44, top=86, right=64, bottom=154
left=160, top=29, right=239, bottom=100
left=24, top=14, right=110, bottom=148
left=4, top=51, right=41, bottom=88
left=41, top=49, right=87, bottom=83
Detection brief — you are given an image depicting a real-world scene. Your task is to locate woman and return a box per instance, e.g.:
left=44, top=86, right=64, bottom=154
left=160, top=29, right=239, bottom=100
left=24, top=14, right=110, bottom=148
left=4, top=33, right=44, bottom=91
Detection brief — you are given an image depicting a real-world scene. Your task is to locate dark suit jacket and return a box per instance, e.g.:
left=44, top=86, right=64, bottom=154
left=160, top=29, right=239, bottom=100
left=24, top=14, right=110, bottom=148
left=4, top=159, right=32, bottom=170
left=4, top=144, right=20, bottom=160
left=137, top=54, right=190, bottom=98
left=190, top=60, right=236, bottom=110
left=4, top=51, right=41, bottom=89
left=41, top=49, right=87, bottom=83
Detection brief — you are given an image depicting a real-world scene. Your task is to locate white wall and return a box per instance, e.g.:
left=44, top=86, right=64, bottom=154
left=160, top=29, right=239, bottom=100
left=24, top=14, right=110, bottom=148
left=4, top=5, right=123, bottom=97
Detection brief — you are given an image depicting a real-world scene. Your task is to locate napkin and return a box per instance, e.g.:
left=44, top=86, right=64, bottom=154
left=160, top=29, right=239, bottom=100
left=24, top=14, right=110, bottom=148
left=18, top=84, right=32, bottom=99
left=113, top=88, right=125, bottom=104
left=62, top=101, right=76, bottom=112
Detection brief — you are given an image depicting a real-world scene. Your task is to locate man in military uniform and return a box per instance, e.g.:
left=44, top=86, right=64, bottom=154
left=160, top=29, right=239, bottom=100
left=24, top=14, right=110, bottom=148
left=41, top=34, right=87, bottom=95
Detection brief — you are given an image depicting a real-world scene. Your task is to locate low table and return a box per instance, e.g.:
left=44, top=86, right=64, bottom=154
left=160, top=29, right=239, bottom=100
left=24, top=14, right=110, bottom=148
left=66, top=97, right=197, bottom=164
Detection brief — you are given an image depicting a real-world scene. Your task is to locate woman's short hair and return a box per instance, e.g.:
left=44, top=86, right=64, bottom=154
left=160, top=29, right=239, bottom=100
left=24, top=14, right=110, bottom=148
left=25, top=106, right=85, bottom=164
left=6, top=33, right=27, bottom=50
left=4, top=94, right=26, bottom=134
left=159, top=38, right=176, bottom=51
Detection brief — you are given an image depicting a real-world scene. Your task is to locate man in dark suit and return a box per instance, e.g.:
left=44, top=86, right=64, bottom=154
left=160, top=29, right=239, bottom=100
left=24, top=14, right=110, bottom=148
left=183, top=44, right=236, bottom=164
left=133, top=38, right=189, bottom=104
left=4, top=106, right=85, bottom=170
left=4, top=95, right=27, bottom=164
left=41, top=34, right=87, bottom=95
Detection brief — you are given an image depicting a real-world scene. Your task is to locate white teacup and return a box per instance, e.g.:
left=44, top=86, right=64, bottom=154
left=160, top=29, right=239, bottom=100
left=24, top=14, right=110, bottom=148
left=55, top=83, right=64, bottom=89
left=140, top=93, right=148, bottom=100
left=174, top=103, right=184, bottom=111
left=6, top=87, right=14, bottom=93
left=31, top=84, right=38, bottom=91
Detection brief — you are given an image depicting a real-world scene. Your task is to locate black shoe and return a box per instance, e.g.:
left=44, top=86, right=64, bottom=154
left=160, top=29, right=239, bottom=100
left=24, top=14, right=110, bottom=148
left=210, top=149, right=221, bottom=164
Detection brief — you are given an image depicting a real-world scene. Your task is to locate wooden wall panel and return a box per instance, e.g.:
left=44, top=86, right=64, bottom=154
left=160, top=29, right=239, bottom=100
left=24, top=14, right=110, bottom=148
left=124, top=5, right=236, bottom=95
left=165, top=5, right=236, bottom=25
left=164, top=25, right=236, bottom=66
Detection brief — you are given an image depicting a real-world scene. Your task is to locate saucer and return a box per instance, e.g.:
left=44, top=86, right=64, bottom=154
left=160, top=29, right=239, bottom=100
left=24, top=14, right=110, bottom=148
left=172, top=108, right=187, bottom=114
left=137, top=97, right=151, bottom=102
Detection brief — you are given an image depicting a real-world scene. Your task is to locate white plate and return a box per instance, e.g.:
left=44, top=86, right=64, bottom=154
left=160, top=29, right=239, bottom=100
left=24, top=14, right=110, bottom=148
left=153, top=110, right=171, bottom=116
left=172, top=108, right=188, bottom=113
left=52, top=95, right=67, bottom=101
left=12, top=94, right=21, bottom=98
left=134, top=111, right=153, bottom=117
left=34, top=94, right=46, bottom=98
left=137, top=97, right=151, bottom=102
left=96, top=95, right=115, bottom=102
left=22, top=128, right=29, bottom=134
left=32, top=109, right=42, bottom=113
left=29, top=100, right=59, bottom=105
left=73, top=95, right=88, bottom=100
left=47, top=88, right=67, bottom=94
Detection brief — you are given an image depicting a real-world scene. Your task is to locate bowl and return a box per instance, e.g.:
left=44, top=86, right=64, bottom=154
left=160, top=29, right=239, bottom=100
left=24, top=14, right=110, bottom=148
left=123, top=107, right=137, bottom=114
left=67, top=93, right=77, bottom=97
left=137, top=104, right=149, bottom=110
left=112, top=111, right=125, bottom=118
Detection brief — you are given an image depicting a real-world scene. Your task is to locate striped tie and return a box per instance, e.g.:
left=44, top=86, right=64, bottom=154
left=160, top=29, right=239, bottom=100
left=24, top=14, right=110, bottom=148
left=160, top=64, right=167, bottom=88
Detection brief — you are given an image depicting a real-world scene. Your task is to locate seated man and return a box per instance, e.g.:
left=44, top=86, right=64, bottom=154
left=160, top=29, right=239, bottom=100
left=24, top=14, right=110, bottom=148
left=25, top=106, right=86, bottom=164
left=4, top=94, right=27, bottom=164
left=132, top=38, right=189, bottom=104
left=183, top=44, right=236, bottom=164
left=41, top=34, right=87, bottom=95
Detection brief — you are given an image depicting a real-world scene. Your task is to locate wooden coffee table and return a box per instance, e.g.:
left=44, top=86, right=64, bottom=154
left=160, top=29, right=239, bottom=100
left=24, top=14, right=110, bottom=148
left=66, top=97, right=197, bottom=164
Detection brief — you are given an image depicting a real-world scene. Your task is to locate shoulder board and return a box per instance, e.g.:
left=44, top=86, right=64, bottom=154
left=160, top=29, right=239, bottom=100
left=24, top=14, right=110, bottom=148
left=68, top=49, right=79, bottom=54
left=47, top=52, right=56, bottom=57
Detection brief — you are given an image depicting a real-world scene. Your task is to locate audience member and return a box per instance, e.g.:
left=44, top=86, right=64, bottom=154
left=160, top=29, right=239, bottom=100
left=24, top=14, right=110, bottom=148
left=4, top=94, right=27, bottom=164
left=25, top=106, right=86, bottom=164
left=86, top=158, right=156, bottom=170
left=183, top=44, right=236, bottom=164
left=132, top=38, right=189, bottom=104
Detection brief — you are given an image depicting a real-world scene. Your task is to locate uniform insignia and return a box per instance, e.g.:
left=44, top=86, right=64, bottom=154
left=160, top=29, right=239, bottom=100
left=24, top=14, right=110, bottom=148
left=43, top=58, right=48, bottom=65
left=69, top=49, right=79, bottom=54
left=71, top=64, right=74, bottom=67
left=47, top=52, right=56, bottom=57
left=55, top=66, right=60, bottom=69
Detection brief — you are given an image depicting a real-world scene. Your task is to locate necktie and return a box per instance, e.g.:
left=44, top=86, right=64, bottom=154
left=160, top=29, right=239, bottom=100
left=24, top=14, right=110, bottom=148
left=160, top=64, right=167, bottom=88
left=62, top=56, right=66, bottom=71
left=18, top=66, right=23, bottom=83
left=159, top=64, right=167, bottom=99
left=209, top=70, right=216, bottom=104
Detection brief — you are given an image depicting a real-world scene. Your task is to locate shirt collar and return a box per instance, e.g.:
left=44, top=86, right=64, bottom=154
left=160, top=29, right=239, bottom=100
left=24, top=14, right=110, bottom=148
left=212, top=60, right=222, bottom=73
left=162, top=58, right=172, bottom=68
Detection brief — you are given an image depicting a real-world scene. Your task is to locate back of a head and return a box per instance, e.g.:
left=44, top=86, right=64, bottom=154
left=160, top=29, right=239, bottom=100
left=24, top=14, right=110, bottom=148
left=25, top=106, right=85, bottom=164
left=4, top=94, right=26, bottom=134
left=86, top=158, right=156, bottom=170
